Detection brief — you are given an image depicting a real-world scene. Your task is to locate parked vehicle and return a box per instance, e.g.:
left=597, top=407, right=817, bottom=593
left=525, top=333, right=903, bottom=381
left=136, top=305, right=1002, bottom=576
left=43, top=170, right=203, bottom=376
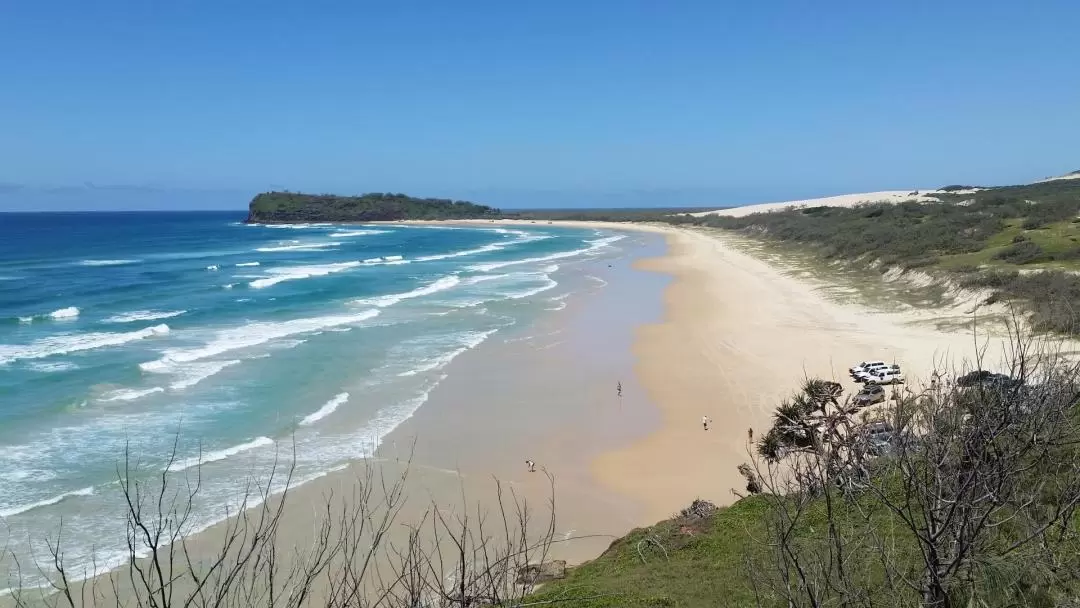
left=861, top=420, right=895, bottom=455
left=956, top=370, right=1023, bottom=390
left=867, top=370, right=904, bottom=385
left=849, top=360, right=886, bottom=376
left=855, top=364, right=900, bottom=383
left=854, top=384, right=886, bottom=405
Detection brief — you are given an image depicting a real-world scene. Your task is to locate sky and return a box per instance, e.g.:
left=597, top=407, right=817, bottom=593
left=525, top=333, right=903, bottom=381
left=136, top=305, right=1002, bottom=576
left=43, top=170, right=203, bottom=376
left=1, top=1, right=1078, bottom=211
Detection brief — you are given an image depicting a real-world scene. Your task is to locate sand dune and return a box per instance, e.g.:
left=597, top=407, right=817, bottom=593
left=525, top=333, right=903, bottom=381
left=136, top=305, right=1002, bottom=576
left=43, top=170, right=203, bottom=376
left=693, top=190, right=946, bottom=218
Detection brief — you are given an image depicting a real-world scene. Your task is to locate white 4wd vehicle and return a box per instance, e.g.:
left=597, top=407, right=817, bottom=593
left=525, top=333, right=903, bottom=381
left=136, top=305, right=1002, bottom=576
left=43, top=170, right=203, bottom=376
left=849, top=361, right=886, bottom=376
left=854, top=364, right=901, bottom=383
left=867, top=370, right=904, bottom=385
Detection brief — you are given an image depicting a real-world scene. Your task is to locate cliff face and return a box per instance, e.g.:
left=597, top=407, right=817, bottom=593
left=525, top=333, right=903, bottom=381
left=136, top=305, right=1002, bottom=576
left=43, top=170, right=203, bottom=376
left=245, top=192, right=501, bottom=223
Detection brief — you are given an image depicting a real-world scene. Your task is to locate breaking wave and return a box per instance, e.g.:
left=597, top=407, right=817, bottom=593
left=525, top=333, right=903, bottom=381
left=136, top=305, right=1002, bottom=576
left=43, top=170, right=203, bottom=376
left=249, top=261, right=361, bottom=289
left=299, top=392, right=349, bottom=426
left=0, top=324, right=170, bottom=366
left=104, top=310, right=185, bottom=324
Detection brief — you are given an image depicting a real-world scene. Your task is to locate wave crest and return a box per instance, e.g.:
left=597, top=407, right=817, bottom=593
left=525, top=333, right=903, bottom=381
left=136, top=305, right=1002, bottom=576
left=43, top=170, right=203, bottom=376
left=0, top=324, right=170, bottom=366
left=299, top=392, right=349, bottom=426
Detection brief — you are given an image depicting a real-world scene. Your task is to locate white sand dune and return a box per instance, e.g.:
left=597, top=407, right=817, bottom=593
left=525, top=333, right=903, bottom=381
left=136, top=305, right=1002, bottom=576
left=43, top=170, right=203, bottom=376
left=693, top=190, right=946, bottom=218
left=1038, top=171, right=1080, bottom=183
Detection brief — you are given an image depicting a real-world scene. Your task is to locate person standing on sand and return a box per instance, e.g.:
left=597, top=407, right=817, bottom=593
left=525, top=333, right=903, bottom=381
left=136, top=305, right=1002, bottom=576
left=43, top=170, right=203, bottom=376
left=525, top=460, right=536, bottom=473
left=703, top=416, right=710, bottom=431
left=616, top=381, right=622, bottom=397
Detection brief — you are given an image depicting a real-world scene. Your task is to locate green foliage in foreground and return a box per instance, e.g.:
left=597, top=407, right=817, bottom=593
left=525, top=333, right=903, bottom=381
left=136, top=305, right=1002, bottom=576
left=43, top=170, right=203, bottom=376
left=246, top=191, right=501, bottom=222
left=525, top=497, right=770, bottom=607
left=528, top=491, right=932, bottom=607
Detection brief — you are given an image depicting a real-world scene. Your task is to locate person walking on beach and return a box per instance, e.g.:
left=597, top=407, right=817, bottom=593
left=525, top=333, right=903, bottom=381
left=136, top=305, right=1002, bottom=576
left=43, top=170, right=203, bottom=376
left=616, top=381, right=622, bottom=397
left=702, top=416, right=710, bottom=431
left=525, top=460, right=536, bottom=473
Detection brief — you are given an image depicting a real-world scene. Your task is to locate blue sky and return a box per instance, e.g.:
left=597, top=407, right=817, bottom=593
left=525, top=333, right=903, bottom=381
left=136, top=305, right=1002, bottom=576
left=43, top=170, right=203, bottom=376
left=1, top=1, right=1077, bottom=210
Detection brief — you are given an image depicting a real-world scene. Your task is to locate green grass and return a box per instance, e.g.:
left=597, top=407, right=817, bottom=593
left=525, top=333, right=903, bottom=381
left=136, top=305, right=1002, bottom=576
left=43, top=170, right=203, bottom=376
left=525, top=498, right=770, bottom=607
left=937, top=218, right=1080, bottom=270
left=526, top=492, right=926, bottom=608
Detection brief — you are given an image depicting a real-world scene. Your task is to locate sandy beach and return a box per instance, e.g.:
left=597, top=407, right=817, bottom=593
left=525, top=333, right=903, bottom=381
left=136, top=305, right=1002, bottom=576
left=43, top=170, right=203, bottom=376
left=399, top=219, right=1028, bottom=523
left=8, top=219, right=1044, bottom=604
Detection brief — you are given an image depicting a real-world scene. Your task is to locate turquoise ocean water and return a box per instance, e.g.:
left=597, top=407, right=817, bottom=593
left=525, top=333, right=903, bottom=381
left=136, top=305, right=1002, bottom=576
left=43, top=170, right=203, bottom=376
left=0, top=212, right=625, bottom=585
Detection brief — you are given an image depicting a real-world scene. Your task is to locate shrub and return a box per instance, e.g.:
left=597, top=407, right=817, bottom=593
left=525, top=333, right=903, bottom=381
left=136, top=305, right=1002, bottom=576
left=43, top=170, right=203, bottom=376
left=994, top=240, right=1048, bottom=264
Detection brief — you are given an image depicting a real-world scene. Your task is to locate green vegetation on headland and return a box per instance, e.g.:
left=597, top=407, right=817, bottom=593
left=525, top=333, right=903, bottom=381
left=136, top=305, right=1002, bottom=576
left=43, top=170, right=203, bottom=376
left=245, top=191, right=501, bottom=223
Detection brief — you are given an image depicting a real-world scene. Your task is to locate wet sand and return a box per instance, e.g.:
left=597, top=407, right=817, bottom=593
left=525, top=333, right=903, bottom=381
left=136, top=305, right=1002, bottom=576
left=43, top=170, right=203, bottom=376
left=12, top=220, right=1048, bottom=605
left=438, top=219, right=1029, bottom=522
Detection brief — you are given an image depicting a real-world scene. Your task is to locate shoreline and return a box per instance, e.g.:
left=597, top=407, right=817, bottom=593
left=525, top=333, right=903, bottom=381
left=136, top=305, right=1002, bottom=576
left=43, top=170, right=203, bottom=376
left=5, top=219, right=1043, bottom=603
left=369, top=218, right=1028, bottom=521
left=2, top=224, right=669, bottom=604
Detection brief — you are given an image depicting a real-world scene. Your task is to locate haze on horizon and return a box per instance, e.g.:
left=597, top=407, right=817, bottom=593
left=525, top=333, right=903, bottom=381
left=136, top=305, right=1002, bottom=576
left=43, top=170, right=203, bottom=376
left=1, top=1, right=1077, bottom=212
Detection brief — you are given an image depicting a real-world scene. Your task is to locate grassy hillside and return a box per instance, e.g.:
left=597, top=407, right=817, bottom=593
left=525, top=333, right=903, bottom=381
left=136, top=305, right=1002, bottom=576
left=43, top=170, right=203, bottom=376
left=246, top=191, right=501, bottom=223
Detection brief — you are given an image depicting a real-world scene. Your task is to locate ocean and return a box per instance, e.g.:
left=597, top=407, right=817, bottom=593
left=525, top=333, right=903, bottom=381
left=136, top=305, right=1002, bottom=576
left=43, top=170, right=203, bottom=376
left=0, top=212, right=627, bottom=587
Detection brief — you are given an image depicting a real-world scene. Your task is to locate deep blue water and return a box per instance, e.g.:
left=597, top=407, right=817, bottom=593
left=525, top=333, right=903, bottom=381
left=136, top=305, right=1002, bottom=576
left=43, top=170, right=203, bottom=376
left=0, top=212, right=625, bottom=584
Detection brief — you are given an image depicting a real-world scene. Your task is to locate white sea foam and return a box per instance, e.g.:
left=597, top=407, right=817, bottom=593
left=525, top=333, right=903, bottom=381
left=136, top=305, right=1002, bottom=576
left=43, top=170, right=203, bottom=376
left=350, top=378, right=448, bottom=455
left=206, top=264, right=219, bottom=271
left=397, top=330, right=498, bottom=377
left=163, top=360, right=242, bottom=390
left=235, top=262, right=260, bottom=267
left=100, top=387, right=165, bottom=402
left=414, top=242, right=507, bottom=262
left=25, top=361, right=79, bottom=373
left=462, top=273, right=510, bottom=285
left=546, top=293, right=571, bottom=310
left=255, top=242, right=341, bottom=253
left=168, top=437, right=274, bottom=473
left=329, top=230, right=388, bottom=237
left=257, top=223, right=331, bottom=229
left=104, top=310, right=186, bottom=324
left=77, top=259, right=138, bottom=267
left=299, top=392, right=349, bottom=426
left=384, top=255, right=404, bottom=261
left=249, top=261, right=361, bottom=289
left=16, top=307, right=81, bottom=324
left=353, top=275, right=461, bottom=308
left=468, top=235, right=625, bottom=272
left=139, top=310, right=378, bottom=371
left=0, top=486, right=96, bottom=519
left=0, top=324, right=170, bottom=366
left=413, top=233, right=550, bottom=263
left=503, top=276, right=559, bottom=299
left=49, top=307, right=80, bottom=320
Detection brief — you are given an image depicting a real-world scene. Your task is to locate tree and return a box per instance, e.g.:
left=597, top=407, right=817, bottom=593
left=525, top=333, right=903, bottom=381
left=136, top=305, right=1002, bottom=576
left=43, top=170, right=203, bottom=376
left=8, top=442, right=560, bottom=607
left=746, top=332, right=1080, bottom=607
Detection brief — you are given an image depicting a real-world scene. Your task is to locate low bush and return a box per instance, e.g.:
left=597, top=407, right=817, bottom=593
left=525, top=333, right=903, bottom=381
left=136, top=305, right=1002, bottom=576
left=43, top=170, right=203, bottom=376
left=994, top=240, right=1048, bottom=264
